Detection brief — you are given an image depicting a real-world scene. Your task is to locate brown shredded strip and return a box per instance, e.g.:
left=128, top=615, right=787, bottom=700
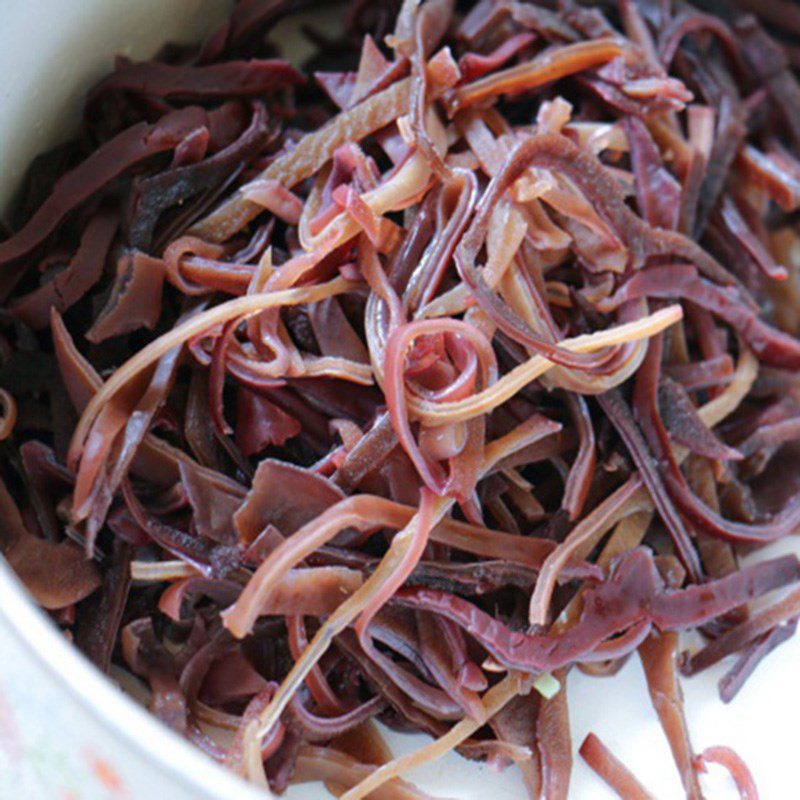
left=579, top=733, right=656, bottom=800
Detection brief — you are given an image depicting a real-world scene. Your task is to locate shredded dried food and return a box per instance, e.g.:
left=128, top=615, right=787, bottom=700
left=3, top=0, right=800, bottom=797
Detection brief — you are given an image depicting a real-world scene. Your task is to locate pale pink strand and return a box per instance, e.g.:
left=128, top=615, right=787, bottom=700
left=355, top=487, right=436, bottom=643
left=528, top=475, right=648, bottom=626
left=695, top=746, right=759, bottom=800
left=358, top=236, right=405, bottom=329
left=384, top=318, right=498, bottom=494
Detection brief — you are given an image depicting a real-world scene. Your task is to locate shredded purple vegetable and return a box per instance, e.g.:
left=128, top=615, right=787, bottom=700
left=3, top=0, right=800, bottom=797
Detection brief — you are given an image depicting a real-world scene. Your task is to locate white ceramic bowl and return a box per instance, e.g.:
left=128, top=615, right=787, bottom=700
left=1, top=4, right=799, bottom=799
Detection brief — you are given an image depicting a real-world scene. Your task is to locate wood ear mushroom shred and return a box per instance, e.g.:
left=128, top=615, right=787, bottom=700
left=4, top=1, right=800, bottom=797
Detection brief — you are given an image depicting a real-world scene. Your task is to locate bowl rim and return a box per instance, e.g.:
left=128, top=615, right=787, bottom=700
left=0, top=556, right=267, bottom=799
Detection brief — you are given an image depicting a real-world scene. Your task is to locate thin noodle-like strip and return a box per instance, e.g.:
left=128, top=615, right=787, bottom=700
left=451, top=40, right=626, bottom=111
left=340, top=673, right=530, bottom=800
left=406, top=305, right=682, bottom=424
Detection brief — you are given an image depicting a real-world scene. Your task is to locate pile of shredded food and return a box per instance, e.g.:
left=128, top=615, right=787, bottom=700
left=4, top=0, right=800, bottom=796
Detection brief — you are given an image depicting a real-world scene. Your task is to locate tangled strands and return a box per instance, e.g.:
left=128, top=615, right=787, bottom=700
left=383, top=317, right=498, bottom=495
left=399, top=305, right=683, bottom=425
left=234, top=414, right=563, bottom=751
left=68, top=276, right=355, bottom=472
left=3, top=1, right=800, bottom=798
